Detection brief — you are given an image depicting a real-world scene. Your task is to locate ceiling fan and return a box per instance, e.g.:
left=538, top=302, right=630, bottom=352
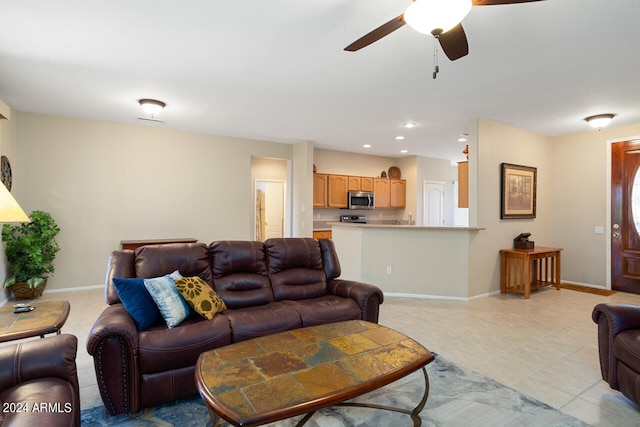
left=345, top=0, right=546, bottom=63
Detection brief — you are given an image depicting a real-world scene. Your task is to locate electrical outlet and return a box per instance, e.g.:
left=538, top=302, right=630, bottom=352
left=386, top=266, right=392, bottom=274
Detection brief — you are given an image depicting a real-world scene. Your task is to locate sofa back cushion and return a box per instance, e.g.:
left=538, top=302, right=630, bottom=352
left=135, top=243, right=212, bottom=286
left=265, top=238, right=327, bottom=301
left=210, top=241, right=274, bottom=308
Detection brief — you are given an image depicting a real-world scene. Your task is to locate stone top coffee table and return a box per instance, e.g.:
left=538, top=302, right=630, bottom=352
left=0, top=300, right=70, bottom=343
left=195, top=320, right=434, bottom=426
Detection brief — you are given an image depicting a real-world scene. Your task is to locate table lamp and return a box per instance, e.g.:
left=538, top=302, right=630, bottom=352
left=0, top=183, right=29, bottom=223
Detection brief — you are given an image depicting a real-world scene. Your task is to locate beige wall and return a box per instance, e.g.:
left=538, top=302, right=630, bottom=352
left=551, top=122, right=640, bottom=288
left=468, top=119, right=552, bottom=296
left=9, top=108, right=640, bottom=296
left=13, top=112, right=296, bottom=291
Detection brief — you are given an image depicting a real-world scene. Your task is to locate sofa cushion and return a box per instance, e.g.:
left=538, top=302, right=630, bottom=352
left=223, top=302, right=301, bottom=342
left=0, top=378, right=77, bottom=426
left=614, top=330, right=640, bottom=374
left=175, top=276, right=227, bottom=320
left=112, top=277, right=163, bottom=331
left=282, top=295, right=362, bottom=327
left=144, top=272, right=191, bottom=329
left=137, top=314, right=231, bottom=374
left=265, top=238, right=327, bottom=301
left=135, top=243, right=213, bottom=286
left=210, top=241, right=274, bottom=308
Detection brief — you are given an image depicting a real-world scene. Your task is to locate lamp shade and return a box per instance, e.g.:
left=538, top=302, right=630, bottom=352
left=404, top=0, right=473, bottom=35
left=0, top=184, right=30, bottom=223
left=139, top=99, right=166, bottom=116
left=584, top=114, right=615, bottom=129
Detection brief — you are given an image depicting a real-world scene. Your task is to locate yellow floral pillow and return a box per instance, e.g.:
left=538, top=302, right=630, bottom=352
left=174, top=276, right=227, bottom=320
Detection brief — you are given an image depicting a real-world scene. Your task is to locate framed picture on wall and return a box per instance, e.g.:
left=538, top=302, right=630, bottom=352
left=501, top=163, right=537, bottom=219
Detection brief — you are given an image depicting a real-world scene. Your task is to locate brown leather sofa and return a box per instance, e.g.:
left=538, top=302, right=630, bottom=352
left=592, top=303, right=640, bottom=406
left=0, top=334, right=80, bottom=426
left=87, top=238, right=383, bottom=415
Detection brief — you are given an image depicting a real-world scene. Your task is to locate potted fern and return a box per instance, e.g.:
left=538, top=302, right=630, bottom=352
left=2, top=210, right=60, bottom=298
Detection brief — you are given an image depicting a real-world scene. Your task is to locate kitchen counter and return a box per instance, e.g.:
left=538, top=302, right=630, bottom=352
left=329, top=222, right=483, bottom=231
left=329, top=222, right=484, bottom=299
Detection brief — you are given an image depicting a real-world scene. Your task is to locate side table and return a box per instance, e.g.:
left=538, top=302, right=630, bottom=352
left=0, top=300, right=70, bottom=343
left=500, top=247, right=563, bottom=298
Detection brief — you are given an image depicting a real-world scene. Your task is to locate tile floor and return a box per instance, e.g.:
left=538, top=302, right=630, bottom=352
left=3, top=285, right=640, bottom=426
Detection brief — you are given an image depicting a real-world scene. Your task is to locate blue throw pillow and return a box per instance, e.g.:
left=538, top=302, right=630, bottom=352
left=144, top=273, right=192, bottom=328
left=112, top=277, right=163, bottom=331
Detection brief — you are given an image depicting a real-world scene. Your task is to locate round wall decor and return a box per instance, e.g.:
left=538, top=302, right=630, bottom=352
left=1, top=155, right=12, bottom=191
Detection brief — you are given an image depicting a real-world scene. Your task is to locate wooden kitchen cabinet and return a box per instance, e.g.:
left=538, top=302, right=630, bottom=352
left=348, top=176, right=361, bottom=191
left=328, top=175, right=348, bottom=208
left=313, top=173, right=328, bottom=208
left=458, top=161, right=468, bottom=208
left=361, top=177, right=374, bottom=192
left=390, top=179, right=406, bottom=208
left=374, top=178, right=406, bottom=209
left=313, top=230, right=332, bottom=239
left=348, top=176, right=374, bottom=192
left=374, top=178, right=390, bottom=208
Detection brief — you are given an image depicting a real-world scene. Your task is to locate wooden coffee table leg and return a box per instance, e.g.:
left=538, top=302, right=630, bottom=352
left=207, top=406, right=225, bottom=427
left=336, top=367, right=429, bottom=426
left=294, top=411, right=316, bottom=427
left=410, top=367, right=430, bottom=426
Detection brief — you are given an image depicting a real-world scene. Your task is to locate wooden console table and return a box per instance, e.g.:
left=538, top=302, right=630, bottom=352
left=500, top=246, right=563, bottom=298
left=120, top=238, right=197, bottom=251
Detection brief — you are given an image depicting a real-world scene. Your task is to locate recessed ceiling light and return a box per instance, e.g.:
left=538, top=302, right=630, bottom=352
left=395, top=136, right=405, bottom=140
left=362, top=144, right=372, bottom=148
left=458, top=137, right=467, bottom=142
left=400, top=149, right=408, bottom=154
left=402, top=122, right=416, bottom=129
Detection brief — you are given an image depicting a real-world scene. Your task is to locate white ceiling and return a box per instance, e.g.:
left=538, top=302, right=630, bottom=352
left=1, top=0, right=639, bottom=162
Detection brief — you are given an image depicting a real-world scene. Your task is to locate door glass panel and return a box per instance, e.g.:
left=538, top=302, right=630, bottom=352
left=632, top=165, right=640, bottom=236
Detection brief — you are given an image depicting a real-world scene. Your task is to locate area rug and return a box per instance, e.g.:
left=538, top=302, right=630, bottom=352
left=81, top=354, right=588, bottom=426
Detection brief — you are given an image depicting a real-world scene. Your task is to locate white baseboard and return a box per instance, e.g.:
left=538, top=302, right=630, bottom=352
left=384, top=290, right=501, bottom=302
left=43, top=284, right=104, bottom=294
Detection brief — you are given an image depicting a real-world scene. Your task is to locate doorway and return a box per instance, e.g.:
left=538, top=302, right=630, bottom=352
left=611, top=139, right=640, bottom=293
left=255, top=180, right=286, bottom=241
left=423, top=181, right=445, bottom=226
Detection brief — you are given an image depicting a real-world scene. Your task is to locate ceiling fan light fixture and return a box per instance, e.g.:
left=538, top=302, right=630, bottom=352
left=404, top=0, right=472, bottom=35
left=139, top=99, right=166, bottom=117
left=584, top=113, right=615, bottom=129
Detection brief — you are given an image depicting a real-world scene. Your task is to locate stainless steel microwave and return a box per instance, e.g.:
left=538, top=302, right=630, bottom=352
left=348, top=191, right=375, bottom=209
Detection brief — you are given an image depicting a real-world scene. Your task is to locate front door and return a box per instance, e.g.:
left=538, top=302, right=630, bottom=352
left=611, top=140, right=640, bottom=293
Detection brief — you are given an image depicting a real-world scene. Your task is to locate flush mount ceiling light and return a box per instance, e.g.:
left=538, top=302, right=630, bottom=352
left=404, top=0, right=472, bottom=36
left=139, top=99, right=166, bottom=117
left=584, top=114, right=615, bottom=129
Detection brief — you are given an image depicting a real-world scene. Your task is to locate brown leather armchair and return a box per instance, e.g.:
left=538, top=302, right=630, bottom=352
left=0, top=334, right=80, bottom=426
left=592, top=303, right=640, bottom=406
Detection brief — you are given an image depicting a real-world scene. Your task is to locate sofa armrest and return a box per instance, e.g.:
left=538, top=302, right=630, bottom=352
left=87, top=303, right=140, bottom=415
left=328, top=279, right=384, bottom=323
left=592, top=303, right=640, bottom=388
left=0, top=334, right=79, bottom=392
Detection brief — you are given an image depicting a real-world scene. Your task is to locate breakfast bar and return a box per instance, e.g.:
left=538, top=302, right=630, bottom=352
left=330, top=222, right=484, bottom=299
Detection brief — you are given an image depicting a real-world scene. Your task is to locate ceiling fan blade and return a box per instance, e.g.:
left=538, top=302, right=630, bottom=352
left=472, top=0, right=545, bottom=5
left=344, top=14, right=406, bottom=52
left=438, top=23, right=469, bottom=61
